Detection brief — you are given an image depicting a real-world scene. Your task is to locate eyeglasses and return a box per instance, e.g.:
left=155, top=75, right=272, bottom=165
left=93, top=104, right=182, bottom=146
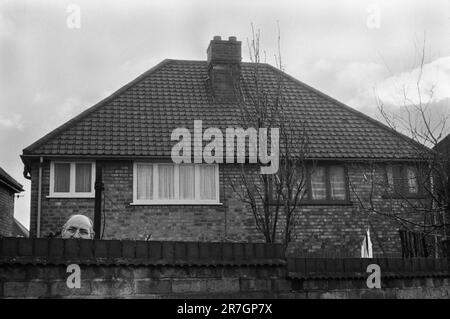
left=65, top=226, right=91, bottom=237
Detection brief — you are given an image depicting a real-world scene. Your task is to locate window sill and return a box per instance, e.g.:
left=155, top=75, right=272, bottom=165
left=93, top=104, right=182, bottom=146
left=300, top=200, right=353, bottom=206
left=47, top=194, right=95, bottom=199
left=130, top=201, right=223, bottom=206
left=269, top=200, right=353, bottom=206
left=381, top=193, right=428, bottom=200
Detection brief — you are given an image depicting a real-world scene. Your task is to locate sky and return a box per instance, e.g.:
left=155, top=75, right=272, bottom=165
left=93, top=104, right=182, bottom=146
left=0, top=0, right=449, bottom=229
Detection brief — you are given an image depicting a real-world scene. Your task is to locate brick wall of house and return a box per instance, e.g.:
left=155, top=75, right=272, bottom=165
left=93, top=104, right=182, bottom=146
left=0, top=186, right=14, bottom=237
left=288, top=163, right=426, bottom=257
left=29, top=161, right=95, bottom=238
left=29, top=160, right=427, bottom=256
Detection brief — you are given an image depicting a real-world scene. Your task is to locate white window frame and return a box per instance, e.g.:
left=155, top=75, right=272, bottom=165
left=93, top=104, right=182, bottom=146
left=132, top=163, right=220, bottom=205
left=49, top=161, right=96, bottom=198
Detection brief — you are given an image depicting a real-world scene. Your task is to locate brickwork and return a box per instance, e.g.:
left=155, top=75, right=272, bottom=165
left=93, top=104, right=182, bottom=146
left=29, top=160, right=428, bottom=256
left=0, top=186, right=14, bottom=237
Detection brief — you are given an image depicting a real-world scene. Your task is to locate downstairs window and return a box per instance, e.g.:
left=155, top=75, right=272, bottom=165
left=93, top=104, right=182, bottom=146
left=133, top=163, right=219, bottom=204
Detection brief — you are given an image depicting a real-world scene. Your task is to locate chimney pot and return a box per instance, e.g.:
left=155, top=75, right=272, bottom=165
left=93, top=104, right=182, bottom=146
left=213, top=35, right=222, bottom=41
left=228, top=36, right=237, bottom=42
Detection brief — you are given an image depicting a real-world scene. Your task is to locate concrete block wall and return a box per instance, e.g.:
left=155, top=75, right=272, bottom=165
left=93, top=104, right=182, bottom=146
left=1, top=239, right=450, bottom=299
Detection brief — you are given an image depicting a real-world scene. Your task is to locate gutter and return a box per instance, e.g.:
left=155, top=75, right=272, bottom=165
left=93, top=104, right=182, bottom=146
left=0, top=179, right=24, bottom=194
left=20, top=154, right=430, bottom=163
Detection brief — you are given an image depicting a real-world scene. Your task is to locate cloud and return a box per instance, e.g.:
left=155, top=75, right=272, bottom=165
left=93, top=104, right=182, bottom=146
left=31, top=93, right=92, bottom=130
left=57, top=97, right=82, bottom=120
left=0, top=113, right=24, bottom=130
left=348, top=56, right=450, bottom=110
left=304, top=58, right=387, bottom=106
left=0, top=9, right=14, bottom=38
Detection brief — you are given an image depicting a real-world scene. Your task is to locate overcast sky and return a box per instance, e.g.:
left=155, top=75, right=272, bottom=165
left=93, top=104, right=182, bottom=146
left=1, top=0, right=449, bottom=229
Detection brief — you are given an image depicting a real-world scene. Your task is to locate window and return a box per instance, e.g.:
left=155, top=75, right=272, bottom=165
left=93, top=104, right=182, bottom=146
left=311, top=167, right=326, bottom=200
left=329, top=166, right=346, bottom=200
left=49, top=162, right=95, bottom=197
left=179, top=165, right=195, bottom=200
left=308, top=165, right=348, bottom=202
left=406, top=166, right=418, bottom=194
left=133, top=163, right=219, bottom=204
left=385, top=164, right=422, bottom=196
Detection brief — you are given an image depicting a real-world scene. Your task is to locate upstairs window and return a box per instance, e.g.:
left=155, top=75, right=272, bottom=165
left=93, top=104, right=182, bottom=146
left=310, top=167, right=326, bottom=200
left=133, top=163, right=219, bottom=204
left=268, top=164, right=349, bottom=205
left=49, top=162, right=95, bottom=197
left=308, top=165, right=348, bottom=202
left=385, top=164, right=423, bottom=197
left=329, top=166, right=347, bottom=200
left=406, top=166, right=419, bottom=194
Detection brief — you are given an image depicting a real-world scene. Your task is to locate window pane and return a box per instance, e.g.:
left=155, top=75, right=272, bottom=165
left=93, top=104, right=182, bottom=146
left=158, top=164, right=175, bottom=199
left=137, top=164, right=153, bottom=200
left=199, top=165, right=216, bottom=200
left=330, top=166, right=346, bottom=200
left=54, top=163, right=70, bottom=192
left=388, top=165, right=404, bottom=193
left=75, top=163, right=92, bottom=192
left=179, top=165, right=195, bottom=200
left=311, top=167, right=326, bottom=200
left=406, top=166, right=418, bottom=194
left=386, top=166, right=394, bottom=188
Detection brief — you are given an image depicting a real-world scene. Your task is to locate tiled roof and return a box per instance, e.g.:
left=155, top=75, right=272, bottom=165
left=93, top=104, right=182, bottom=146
left=0, top=167, right=23, bottom=193
left=23, top=59, right=427, bottom=160
left=434, top=134, right=450, bottom=155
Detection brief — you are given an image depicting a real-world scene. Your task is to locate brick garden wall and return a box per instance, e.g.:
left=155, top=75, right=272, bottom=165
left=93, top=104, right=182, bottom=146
left=29, top=160, right=427, bottom=257
left=0, top=185, right=14, bottom=237
left=1, top=239, right=450, bottom=299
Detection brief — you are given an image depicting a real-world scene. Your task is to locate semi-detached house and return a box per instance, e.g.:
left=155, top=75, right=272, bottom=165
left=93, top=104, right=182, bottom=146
left=21, top=36, right=430, bottom=256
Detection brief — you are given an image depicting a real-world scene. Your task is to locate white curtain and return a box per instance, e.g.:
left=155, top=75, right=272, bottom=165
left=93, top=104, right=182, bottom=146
left=137, top=164, right=153, bottom=200
left=158, top=164, right=175, bottom=199
left=330, top=166, right=346, bottom=200
left=406, top=166, right=418, bottom=193
left=311, top=167, right=326, bottom=200
left=75, top=163, right=92, bottom=192
left=386, top=166, right=394, bottom=188
left=179, top=165, right=195, bottom=199
left=54, top=163, right=70, bottom=192
left=199, top=165, right=216, bottom=200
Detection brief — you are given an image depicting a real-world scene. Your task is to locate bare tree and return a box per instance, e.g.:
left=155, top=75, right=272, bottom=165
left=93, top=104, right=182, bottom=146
left=229, top=24, right=311, bottom=249
left=349, top=36, right=450, bottom=257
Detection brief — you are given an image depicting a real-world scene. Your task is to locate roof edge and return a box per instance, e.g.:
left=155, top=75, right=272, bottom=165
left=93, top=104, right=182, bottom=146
left=0, top=178, right=24, bottom=193
left=22, top=59, right=173, bottom=155
left=20, top=153, right=427, bottom=162
left=0, top=167, right=24, bottom=192
left=13, top=218, right=30, bottom=236
left=263, top=63, right=433, bottom=156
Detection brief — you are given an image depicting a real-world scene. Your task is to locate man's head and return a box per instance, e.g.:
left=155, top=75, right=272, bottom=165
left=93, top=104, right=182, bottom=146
left=61, top=215, right=94, bottom=239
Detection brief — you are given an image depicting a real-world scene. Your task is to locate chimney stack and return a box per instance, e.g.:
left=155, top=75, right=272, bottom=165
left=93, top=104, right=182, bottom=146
left=207, top=36, right=242, bottom=102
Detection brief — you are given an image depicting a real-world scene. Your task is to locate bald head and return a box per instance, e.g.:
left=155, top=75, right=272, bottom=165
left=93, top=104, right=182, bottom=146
left=61, top=215, right=94, bottom=239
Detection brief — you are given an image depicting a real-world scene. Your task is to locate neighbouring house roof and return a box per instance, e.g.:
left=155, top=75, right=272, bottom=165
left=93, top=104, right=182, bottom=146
left=12, top=218, right=29, bottom=238
left=22, top=59, right=429, bottom=161
left=0, top=167, right=24, bottom=193
left=434, top=133, right=450, bottom=156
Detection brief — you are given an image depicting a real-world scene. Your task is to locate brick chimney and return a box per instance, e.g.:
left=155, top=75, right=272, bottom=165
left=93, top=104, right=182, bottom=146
left=207, top=36, right=242, bottom=102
